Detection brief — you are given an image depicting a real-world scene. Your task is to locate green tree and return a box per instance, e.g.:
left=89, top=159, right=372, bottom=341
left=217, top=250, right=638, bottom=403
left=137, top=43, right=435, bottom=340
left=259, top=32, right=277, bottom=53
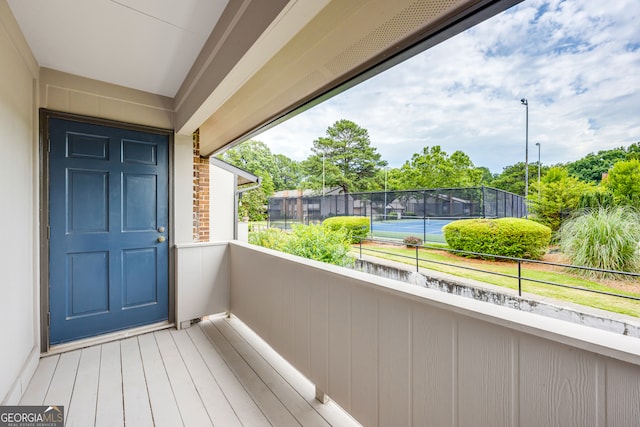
left=490, top=162, right=548, bottom=196
left=476, top=166, right=494, bottom=185
left=566, top=147, right=627, bottom=183
left=238, top=172, right=274, bottom=221
left=369, top=167, right=387, bottom=191
left=392, top=146, right=482, bottom=190
left=625, top=142, right=640, bottom=160
left=222, top=140, right=302, bottom=221
left=490, top=163, right=526, bottom=195
left=221, top=140, right=301, bottom=191
left=530, top=167, right=596, bottom=231
left=273, top=154, right=302, bottom=190
left=222, top=140, right=276, bottom=177
left=301, top=120, right=386, bottom=193
left=603, top=159, right=640, bottom=207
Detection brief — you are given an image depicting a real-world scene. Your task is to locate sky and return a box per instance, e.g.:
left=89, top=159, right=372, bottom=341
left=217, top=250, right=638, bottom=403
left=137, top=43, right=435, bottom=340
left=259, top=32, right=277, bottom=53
left=252, top=0, right=640, bottom=174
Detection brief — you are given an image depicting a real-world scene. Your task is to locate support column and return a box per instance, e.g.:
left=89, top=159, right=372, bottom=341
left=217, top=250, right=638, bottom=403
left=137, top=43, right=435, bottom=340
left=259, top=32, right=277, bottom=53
left=192, top=130, right=210, bottom=242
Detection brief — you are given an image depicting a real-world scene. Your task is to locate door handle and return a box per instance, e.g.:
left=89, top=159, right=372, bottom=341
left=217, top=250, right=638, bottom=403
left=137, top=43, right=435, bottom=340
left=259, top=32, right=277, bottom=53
left=157, top=236, right=166, bottom=243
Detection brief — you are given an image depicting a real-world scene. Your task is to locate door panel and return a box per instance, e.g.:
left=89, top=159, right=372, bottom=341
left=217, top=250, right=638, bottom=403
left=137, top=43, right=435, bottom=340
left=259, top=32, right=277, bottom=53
left=49, top=118, right=169, bottom=344
left=67, top=169, right=109, bottom=232
left=123, top=174, right=157, bottom=230
left=68, top=251, right=109, bottom=317
left=122, top=248, right=158, bottom=308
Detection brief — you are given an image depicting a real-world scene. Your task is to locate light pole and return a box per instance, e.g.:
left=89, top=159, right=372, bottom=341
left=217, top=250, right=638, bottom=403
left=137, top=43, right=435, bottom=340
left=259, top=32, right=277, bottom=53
left=322, top=151, right=325, bottom=197
left=535, top=142, right=541, bottom=200
left=521, top=98, right=529, bottom=218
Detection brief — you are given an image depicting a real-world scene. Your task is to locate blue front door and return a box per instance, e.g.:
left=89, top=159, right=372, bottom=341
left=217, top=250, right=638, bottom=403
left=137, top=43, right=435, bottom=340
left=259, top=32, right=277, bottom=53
left=48, top=118, right=169, bottom=344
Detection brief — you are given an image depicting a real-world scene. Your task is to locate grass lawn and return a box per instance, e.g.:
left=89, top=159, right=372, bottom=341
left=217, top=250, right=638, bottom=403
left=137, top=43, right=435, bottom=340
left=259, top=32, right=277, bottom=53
left=355, top=244, right=640, bottom=318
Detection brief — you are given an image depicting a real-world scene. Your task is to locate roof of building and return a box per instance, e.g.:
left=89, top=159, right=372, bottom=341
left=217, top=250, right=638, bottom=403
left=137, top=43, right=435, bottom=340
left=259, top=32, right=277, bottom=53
left=209, top=157, right=260, bottom=186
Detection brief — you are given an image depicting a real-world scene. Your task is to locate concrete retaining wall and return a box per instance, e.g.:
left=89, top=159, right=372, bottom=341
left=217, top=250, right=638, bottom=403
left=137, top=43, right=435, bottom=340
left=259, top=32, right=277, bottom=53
left=355, top=258, right=640, bottom=338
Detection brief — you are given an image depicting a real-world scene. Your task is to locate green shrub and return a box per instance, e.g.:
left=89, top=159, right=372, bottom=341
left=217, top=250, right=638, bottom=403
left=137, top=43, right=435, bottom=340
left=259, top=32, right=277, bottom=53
left=322, top=216, right=370, bottom=243
left=249, top=225, right=354, bottom=267
left=403, top=235, right=423, bottom=247
left=604, top=159, right=640, bottom=208
left=578, top=190, right=615, bottom=210
left=283, top=224, right=354, bottom=267
left=559, top=206, right=640, bottom=277
left=248, top=228, right=289, bottom=251
left=443, top=218, right=551, bottom=260
left=530, top=166, right=596, bottom=231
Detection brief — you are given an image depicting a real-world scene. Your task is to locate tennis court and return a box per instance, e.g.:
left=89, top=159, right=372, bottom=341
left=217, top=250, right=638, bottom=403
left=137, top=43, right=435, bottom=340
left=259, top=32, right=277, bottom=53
left=268, top=217, right=462, bottom=243
left=269, top=187, right=526, bottom=243
left=370, top=218, right=457, bottom=243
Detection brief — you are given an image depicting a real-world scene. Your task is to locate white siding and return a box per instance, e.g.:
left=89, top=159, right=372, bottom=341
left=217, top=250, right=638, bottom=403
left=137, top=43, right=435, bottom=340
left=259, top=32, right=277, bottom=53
left=174, top=133, right=195, bottom=245
left=209, top=165, right=236, bottom=241
left=39, top=68, right=173, bottom=130
left=229, top=241, right=640, bottom=427
left=175, top=242, right=230, bottom=327
left=0, top=0, right=39, bottom=404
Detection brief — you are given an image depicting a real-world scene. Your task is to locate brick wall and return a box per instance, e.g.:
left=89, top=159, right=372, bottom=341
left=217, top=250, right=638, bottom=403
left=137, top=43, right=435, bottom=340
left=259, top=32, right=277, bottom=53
left=192, top=130, right=210, bottom=242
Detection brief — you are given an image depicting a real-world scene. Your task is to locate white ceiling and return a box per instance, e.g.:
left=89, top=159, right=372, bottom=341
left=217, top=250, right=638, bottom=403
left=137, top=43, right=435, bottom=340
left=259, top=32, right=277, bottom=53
left=7, top=0, right=517, bottom=154
left=8, top=0, right=228, bottom=97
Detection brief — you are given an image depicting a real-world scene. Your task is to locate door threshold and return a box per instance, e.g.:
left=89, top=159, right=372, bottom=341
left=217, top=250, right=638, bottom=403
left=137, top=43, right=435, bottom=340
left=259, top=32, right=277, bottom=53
left=44, top=321, right=174, bottom=356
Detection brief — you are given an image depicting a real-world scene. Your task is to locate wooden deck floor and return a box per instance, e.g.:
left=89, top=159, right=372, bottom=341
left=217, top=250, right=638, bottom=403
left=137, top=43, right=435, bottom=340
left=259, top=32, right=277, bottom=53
left=20, top=315, right=359, bottom=426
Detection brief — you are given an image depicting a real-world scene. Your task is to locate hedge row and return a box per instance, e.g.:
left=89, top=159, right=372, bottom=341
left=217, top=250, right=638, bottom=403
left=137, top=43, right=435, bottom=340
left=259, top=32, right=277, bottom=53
left=322, top=216, right=370, bottom=243
left=443, top=218, right=551, bottom=260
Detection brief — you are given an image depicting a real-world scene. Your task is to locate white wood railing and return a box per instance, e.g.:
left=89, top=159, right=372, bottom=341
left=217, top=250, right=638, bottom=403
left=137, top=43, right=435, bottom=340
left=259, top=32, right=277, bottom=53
left=178, top=241, right=640, bottom=426
left=175, top=242, right=230, bottom=328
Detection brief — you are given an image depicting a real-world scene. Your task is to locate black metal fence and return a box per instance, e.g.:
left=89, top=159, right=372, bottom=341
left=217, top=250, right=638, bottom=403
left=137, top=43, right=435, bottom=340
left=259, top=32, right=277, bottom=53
left=268, top=186, right=526, bottom=238
left=356, top=238, right=640, bottom=303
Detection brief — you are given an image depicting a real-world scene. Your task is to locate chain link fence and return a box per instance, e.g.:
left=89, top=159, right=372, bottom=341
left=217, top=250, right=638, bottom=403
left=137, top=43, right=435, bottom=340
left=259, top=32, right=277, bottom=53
left=267, top=186, right=526, bottom=242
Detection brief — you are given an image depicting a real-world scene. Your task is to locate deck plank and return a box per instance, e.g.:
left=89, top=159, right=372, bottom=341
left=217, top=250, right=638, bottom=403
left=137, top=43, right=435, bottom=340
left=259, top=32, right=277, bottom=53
left=137, top=332, right=184, bottom=427
left=121, top=337, right=154, bottom=427
left=43, top=350, right=81, bottom=423
left=19, top=355, right=59, bottom=405
left=225, top=317, right=361, bottom=427
left=170, top=329, right=242, bottom=427
left=66, top=345, right=101, bottom=426
left=214, top=317, right=331, bottom=427
left=21, top=320, right=356, bottom=426
left=188, top=325, right=271, bottom=427
left=95, top=341, right=124, bottom=427
left=199, top=319, right=301, bottom=426
left=153, top=330, right=213, bottom=427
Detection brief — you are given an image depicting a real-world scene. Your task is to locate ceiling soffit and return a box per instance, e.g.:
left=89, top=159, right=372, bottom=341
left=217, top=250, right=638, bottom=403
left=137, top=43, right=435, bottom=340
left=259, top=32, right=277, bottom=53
left=174, top=0, right=294, bottom=133
left=7, top=0, right=228, bottom=97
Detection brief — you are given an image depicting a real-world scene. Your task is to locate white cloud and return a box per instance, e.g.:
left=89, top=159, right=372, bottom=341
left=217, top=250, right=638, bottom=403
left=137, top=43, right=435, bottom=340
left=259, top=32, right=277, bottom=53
left=255, top=0, right=640, bottom=173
